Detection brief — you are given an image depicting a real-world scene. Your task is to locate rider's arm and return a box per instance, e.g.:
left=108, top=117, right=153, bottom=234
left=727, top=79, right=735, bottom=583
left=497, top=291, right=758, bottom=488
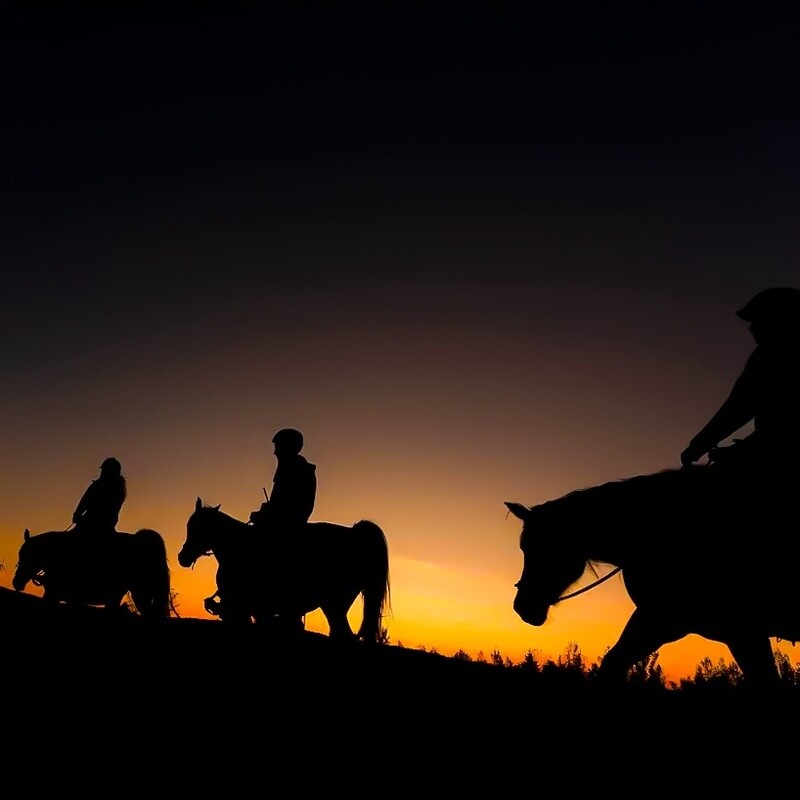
left=72, top=484, right=93, bottom=524
left=302, top=466, right=317, bottom=521
left=683, top=351, right=759, bottom=462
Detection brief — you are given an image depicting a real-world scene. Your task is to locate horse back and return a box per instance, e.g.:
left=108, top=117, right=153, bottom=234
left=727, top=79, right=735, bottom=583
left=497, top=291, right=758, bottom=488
left=305, top=519, right=386, bottom=551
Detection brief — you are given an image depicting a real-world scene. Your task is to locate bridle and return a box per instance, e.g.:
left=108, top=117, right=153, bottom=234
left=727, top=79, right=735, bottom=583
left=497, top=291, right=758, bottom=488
left=514, top=565, right=622, bottom=602
left=185, top=518, right=215, bottom=562
left=556, top=566, right=621, bottom=601
left=184, top=542, right=212, bottom=565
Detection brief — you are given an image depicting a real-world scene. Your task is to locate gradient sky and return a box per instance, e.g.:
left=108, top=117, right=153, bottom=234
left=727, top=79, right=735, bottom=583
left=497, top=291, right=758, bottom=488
left=2, top=3, right=799, bottom=684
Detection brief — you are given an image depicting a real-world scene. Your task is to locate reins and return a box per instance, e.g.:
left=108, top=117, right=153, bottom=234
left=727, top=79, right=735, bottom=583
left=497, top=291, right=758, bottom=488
left=557, top=566, right=621, bottom=601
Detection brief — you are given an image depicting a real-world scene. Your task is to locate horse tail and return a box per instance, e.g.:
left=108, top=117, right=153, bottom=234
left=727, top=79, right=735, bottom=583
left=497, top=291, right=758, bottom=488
left=353, top=520, right=391, bottom=643
left=133, top=528, right=172, bottom=620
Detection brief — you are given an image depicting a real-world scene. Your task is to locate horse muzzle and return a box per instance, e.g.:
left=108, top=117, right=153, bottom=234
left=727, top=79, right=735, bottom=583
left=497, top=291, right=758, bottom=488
left=513, top=593, right=549, bottom=626
left=12, top=572, right=29, bottom=592
left=177, top=547, right=197, bottom=568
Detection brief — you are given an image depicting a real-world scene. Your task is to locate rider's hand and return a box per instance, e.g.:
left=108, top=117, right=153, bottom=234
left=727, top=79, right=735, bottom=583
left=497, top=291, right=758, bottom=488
left=680, top=445, right=703, bottom=468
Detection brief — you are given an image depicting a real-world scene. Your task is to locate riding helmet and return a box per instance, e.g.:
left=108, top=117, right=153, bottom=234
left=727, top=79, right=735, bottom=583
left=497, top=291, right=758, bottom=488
left=736, top=287, right=800, bottom=322
left=272, top=428, right=304, bottom=454
left=100, top=457, right=122, bottom=476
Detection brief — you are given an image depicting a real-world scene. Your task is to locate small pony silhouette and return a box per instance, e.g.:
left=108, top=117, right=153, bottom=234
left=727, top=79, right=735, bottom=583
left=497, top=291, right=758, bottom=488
left=13, top=527, right=172, bottom=620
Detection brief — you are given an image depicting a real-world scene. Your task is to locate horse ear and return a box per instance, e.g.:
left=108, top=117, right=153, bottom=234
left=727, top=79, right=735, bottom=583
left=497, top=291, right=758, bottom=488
left=196, top=497, right=202, bottom=511
left=214, top=504, right=221, bottom=511
left=24, top=528, right=30, bottom=541
left=505, top=502, right=530, bottom=520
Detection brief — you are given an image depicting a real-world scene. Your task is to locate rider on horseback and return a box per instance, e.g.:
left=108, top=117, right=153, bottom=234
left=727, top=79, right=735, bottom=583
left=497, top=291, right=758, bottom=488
left=72, top=457, right=127, bottom=537
left=247, top=428, right=317, bottom=630
left=680, top=286, right=800, bottom=495
left=249, top=428, right=317, bottom=532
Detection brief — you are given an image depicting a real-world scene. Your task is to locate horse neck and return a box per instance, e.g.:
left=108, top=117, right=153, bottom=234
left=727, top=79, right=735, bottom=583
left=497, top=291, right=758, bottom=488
left=540, top=498, right=629, bottom=568
left=570, top=480, right=668, bottom=566
left=206, top=510, right=248, bottom=559
left=585, top=518, right=627, bottom=564
left=42, top=530, right=71, bottom=552
left=23, top=530, right=71, bottom=569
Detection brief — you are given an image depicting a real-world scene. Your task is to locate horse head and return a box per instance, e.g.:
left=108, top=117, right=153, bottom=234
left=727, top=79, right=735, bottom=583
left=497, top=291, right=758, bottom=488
left=507, top=501, right=588, bottom=627
left=178, top=497, right=220, bottom=568
left=12, top=529, right=40, bottom=592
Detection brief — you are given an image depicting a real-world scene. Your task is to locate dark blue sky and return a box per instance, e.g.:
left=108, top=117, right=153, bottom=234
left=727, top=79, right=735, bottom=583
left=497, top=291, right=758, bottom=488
left=4, top=2, right=798, bottom=401
left=5, top=3, right=798, bottom=323
left=8, top=3, right=799, bottom=227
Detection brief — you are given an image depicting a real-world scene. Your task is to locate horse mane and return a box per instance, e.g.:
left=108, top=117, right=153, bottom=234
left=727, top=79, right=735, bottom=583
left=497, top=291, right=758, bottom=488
left=198, top=503, right=236, bottom=521
left=540, top=467, right=696, bottom=516
left=194, top=502, right=252, bottom=535
left=522, top=467, right=708, bottom=571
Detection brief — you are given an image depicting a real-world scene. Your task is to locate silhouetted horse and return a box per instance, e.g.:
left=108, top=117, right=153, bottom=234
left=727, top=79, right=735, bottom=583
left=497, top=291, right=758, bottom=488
left=178, top=498, right=391, bottom=641
left=13, top=528, right=172, bottom=620
left=508, top=465, right=800, bottom=687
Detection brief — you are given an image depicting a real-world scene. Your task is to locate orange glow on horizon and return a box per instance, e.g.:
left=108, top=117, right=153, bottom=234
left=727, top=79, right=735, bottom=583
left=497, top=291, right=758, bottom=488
left=4, top=507, right=791, bottom=686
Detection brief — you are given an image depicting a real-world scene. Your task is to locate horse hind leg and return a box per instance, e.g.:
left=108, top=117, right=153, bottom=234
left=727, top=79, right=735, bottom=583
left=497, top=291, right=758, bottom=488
left=321, top=602, right=356, bottom=641
left=726, top=635, right=782, bottom=688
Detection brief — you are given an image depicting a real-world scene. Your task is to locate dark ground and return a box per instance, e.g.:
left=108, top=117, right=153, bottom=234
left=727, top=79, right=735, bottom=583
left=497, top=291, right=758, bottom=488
left=1, top=586, right=794, bottom=784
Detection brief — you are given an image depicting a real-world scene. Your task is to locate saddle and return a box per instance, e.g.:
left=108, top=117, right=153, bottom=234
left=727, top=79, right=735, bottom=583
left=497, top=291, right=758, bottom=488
left=247, top=515, right=309, bottom=555
left=707, top=434, right=796, bottom=477
left=707, top=438, right=758, bottom=469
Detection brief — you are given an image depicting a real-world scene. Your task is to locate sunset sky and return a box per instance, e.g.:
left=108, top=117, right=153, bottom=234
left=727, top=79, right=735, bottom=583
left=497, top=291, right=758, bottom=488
left=2, top=3, right=799, bottom=684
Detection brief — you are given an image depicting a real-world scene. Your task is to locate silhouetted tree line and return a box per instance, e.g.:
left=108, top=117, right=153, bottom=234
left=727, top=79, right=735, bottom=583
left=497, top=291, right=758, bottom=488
left=401, top=636, right=800, bottom=691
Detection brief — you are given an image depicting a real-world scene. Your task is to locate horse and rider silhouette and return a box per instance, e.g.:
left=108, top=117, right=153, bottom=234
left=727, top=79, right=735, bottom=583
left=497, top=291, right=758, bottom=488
left=176, top=428, right=390, bottom=638
left=509, top=286, right=800, bottom=686
left=13, top=457, right=172, bottom=618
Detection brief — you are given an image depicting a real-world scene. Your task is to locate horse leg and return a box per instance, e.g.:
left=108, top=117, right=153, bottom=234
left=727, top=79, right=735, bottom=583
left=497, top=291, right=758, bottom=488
left=600, top=608, right=688, bottom=685
left=726, top=635, right=781, bottom=688
left=321, top=603, right=356, bottom=641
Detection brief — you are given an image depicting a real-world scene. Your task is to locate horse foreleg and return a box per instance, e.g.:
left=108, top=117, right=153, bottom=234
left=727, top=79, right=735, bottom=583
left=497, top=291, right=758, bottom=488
left=600, top=608, right=688, bottom=685
left=726, top=635, right=781, bottom=688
